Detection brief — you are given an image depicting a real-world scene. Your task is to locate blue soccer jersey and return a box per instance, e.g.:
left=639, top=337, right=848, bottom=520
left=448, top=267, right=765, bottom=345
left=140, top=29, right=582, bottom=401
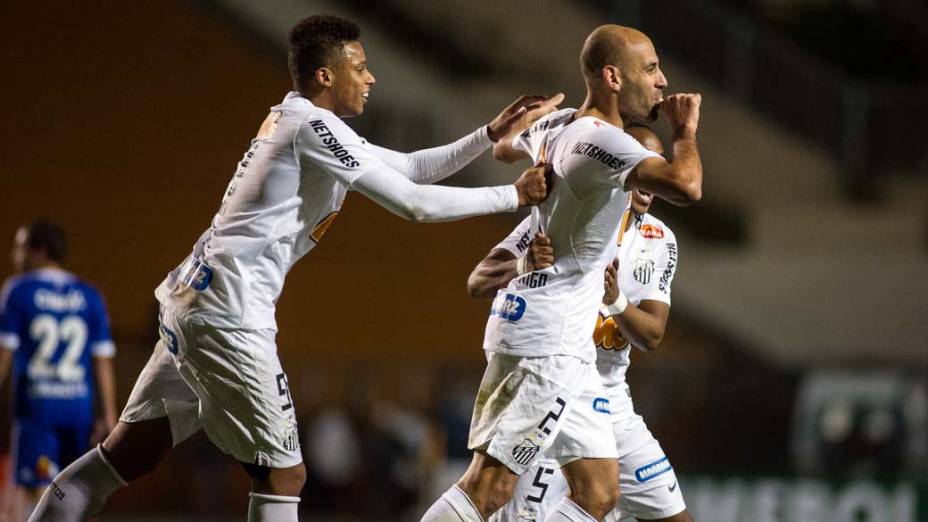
left=0, top=268, right=114, bottom=427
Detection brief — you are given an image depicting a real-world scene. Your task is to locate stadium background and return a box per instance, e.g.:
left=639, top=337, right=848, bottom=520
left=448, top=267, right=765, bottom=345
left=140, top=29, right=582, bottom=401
left=1, top=0, right=925, bottom=520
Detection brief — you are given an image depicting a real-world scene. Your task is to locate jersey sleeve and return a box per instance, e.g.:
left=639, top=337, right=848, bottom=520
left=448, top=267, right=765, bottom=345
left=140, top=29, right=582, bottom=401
left=364, top=125, right=491, bottom=185
left=0, top=279, right=22, bottom=351
left=561, top=127, right=661, bottom=198
left=639, top=227, right=678, bottom=305
left=86, top=287, right=115, bottom=357
left=492, top=216, right=533, bottom=257
left=295, top=113, right=384, bottom=187
left=511, top=110, right=569, bottom=163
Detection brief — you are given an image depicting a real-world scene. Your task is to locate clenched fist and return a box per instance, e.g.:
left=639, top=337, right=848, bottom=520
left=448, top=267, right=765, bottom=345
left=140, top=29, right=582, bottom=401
left=660, top=93, right=701, bottom=138
left=514, top=163, right=553, bottom=206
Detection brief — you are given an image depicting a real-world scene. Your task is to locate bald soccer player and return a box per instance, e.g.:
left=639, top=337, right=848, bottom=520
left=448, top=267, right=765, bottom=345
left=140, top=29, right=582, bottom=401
left=484, top=126, right=695, bottom=522
left=419, top=25, right=702, bottom=522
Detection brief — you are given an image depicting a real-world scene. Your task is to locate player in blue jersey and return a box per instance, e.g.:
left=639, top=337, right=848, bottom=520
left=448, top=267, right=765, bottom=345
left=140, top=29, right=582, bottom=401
left=0, top=221, right=118, bottom=519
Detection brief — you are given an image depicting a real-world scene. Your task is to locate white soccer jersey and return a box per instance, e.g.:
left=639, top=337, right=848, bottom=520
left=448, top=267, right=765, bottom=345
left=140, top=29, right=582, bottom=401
left=483, top=109, right=660, bottom=361
left=594, top=212, right=677, bottom=421
left=155, top=92, right=503, bottom=330
left=494, top=212, right=677, bottom=419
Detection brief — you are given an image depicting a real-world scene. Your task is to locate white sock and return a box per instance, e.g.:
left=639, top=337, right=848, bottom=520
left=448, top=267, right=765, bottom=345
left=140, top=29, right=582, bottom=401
left=420, top=484, right=485, bottom=522
left=27, top=445, right=127, bottom=522
left=545, top=497, right=598, bottom=522
left=247, top=492, right=300, bottom=521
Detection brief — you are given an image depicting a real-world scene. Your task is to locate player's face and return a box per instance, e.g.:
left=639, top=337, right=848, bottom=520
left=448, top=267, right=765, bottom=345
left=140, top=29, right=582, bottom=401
left=11, top=227, right=27, bottom=273
left=331, top=41, right=375, bottom=118
left=619, top=40, right=667, bottom=124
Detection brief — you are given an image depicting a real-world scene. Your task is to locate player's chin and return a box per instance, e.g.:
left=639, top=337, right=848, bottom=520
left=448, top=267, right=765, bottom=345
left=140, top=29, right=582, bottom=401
left=646, top=104, right=660, bottom=122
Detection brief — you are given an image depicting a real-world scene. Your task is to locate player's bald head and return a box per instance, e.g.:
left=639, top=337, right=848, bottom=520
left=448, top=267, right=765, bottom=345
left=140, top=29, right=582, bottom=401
left=580, top=25, right=653, bottom=79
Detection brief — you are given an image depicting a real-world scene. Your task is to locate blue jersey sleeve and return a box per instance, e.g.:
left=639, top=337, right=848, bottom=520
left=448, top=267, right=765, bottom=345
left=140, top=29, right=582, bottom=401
left=0, top=278, right=23, bottom=351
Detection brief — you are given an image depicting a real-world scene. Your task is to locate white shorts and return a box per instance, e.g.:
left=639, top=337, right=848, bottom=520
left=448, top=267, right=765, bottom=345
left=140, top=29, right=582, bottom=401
left=609, top=414, right=686, bottom=521
left=491, top=415, right=685, bottom=522
left=468, top=353, right=616, bottom=475
left=120, top=307, right=301, bottom=468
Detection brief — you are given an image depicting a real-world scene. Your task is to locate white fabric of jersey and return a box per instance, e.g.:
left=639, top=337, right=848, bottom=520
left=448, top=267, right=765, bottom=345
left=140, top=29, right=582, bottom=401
left=155, top=92, right=516, bottom=331
left=482, top=109, right=660, bottom=362
left=491, top=213, right=683, bottom=522
left=596, top=212, right=677, bottom=422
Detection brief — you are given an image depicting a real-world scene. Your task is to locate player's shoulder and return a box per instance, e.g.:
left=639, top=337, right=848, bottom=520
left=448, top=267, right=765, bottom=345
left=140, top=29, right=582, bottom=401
left=520, top=108, right=577, bottom=140
left=0, top=274, right=27, bottom=305
left=641, top=213, right=674, bottom=238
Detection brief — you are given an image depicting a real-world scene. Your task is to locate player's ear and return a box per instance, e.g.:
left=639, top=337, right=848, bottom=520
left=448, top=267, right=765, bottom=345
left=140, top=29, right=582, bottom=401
left=314, top=67, right=335, bottom=88
left=602, top=65, right=622, bottom=92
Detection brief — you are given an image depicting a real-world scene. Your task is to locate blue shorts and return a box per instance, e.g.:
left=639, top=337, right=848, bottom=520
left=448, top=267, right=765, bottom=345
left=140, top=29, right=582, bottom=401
left=13, top=419, right=90, bottom=488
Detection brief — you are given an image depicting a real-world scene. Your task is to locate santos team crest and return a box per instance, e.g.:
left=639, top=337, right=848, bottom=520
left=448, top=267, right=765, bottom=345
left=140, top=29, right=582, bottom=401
left=633, top=256, right=655, bottom=285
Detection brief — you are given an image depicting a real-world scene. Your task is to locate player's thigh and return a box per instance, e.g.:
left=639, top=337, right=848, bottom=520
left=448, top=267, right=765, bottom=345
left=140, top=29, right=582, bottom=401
left=560, top=456, right=619, bottom=497
left=176, top=322, right=301, bottom=470
left=11, top=419, right=61, bottom=489
left=120, top=333, right=201, bottom=446
left=472, top=355, right=614, bottom=476
left=612, top=418, right=686, bottom=522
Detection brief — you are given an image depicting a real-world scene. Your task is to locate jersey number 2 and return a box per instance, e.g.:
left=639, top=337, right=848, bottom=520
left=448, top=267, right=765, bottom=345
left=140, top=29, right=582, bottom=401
left=28, top=314, right=88, bottom=382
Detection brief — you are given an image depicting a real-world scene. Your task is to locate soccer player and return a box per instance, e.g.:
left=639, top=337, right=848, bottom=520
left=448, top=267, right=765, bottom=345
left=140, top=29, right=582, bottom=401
left=419, top=25, right=702, bottom=522
left=479, top=126, right=694, bottom=522
left=29, top=14, right=558, bottom=522
left=0, top=221, right=117, bottom=520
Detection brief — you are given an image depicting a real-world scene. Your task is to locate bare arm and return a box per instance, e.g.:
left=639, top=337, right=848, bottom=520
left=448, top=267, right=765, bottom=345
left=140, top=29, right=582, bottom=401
left=93, top=356, right=118, bottom=432
left=603, top=260, right=670, bottom=351
left=611, top=300, right=670, bottom=352
left=0, top=348, right=11, bottom=390
left=624, top=94, right=703, bottom=205
left=493, top=138, right=531, bottom=164
left=467, top=233, right=554, bottom=297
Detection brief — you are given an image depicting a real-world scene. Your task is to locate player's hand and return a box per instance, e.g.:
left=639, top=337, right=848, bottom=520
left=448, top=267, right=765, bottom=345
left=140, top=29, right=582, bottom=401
left=660, top=93, right=701, bottom=138
left=603, top=259, right=620, bottom=305
left=487, top=93, right=566, bottom=142
left=514, top=163, right=553, bottom=206
left=528, top=232, right=554, bottom=270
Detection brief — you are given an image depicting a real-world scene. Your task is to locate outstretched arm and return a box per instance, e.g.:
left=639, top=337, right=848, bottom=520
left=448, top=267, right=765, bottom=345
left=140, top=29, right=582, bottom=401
left=467, top=228, right=554, bottom=297
left=369, top=94, right=565, bottom=183
left=351, top=162, right=549, bottom=223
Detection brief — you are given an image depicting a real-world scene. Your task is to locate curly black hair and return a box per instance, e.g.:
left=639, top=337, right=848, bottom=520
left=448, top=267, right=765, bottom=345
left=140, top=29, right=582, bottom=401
left=288, top=15, right=361, bottom=89
left=25, top=219, right=67, bottom=263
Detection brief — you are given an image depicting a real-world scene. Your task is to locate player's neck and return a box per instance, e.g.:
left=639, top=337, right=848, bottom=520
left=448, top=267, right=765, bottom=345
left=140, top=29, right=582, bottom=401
left=29, top=260, right=61, bottom=272
left=577, top=91, right=623, bottom=128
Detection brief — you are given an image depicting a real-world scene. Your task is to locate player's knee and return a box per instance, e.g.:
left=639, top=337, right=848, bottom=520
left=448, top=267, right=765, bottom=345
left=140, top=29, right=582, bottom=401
left=570, top=482, right=619, bottom=519
left=458, top=469, right=517, bottom=515
left=249, top=462, right=306, bottom=497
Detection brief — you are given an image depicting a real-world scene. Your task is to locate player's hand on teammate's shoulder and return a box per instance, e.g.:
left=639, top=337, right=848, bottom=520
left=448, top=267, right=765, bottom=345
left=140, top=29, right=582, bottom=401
left=514, top=163, right=554, bottom=206
left=660, top=93, right=701, bottom=138
left=528, top=232, right=554, bottom=270
left=603, top=259, right=620, bottom=305
left=487, top=93, right=566, bottom=142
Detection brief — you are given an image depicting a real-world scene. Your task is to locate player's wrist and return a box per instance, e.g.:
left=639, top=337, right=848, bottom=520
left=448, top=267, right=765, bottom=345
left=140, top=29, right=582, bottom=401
left=485, top=123, right=502, bottom=143
left=515, top=255, right=530, bottom=275
left=606, top=290, right=628, bottom=316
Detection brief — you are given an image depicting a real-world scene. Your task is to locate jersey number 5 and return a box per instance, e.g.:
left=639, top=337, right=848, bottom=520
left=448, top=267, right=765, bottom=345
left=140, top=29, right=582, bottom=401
left=28, top=314, right=88, bottom=382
